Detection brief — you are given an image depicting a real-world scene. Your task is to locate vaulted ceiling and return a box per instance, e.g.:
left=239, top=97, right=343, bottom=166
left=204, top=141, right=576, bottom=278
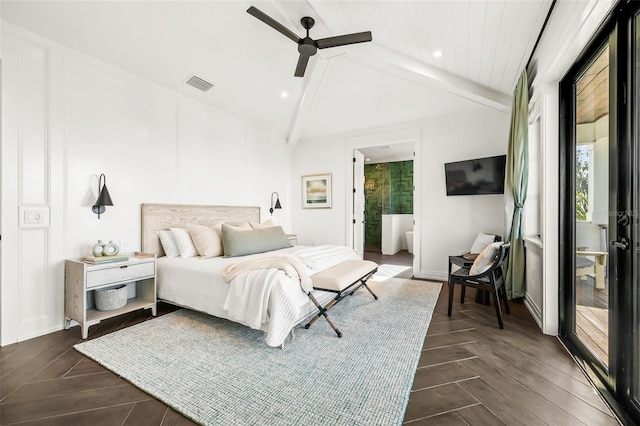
left=1, top=0, right=553, bottom=143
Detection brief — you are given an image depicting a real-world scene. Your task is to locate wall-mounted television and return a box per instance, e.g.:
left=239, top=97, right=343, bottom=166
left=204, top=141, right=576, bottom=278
left=444, top=155, right=507, bottom=196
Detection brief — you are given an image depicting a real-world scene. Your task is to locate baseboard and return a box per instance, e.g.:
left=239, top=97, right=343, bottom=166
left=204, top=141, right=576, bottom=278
left=524, top=293, right=543, bottom=330
left=2, top=324, right=67, bottom=347
left=416, top=269, right=447, bottom=282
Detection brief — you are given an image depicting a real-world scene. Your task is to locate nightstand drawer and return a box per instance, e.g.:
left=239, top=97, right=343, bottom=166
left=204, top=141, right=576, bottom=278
left=86, top=262, right=155, bottom=288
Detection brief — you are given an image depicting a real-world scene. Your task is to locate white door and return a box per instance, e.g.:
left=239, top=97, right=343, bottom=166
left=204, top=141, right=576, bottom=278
left=353, top=150, right=365, bottom=257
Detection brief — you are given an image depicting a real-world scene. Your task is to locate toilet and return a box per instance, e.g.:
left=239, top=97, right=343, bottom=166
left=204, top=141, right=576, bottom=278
left=406, top=231, right=414, bottom=254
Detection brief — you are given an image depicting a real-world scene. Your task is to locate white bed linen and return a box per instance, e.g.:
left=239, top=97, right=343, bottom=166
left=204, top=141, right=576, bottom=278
left=156, top=245, right=361, bottom=347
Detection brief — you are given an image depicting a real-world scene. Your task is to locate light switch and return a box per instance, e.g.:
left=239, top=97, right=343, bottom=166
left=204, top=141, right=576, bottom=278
left=25, top=210, right=43, bottom=224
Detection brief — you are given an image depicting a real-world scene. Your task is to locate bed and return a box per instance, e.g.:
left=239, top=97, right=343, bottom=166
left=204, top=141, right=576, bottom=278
left=141, top=203, right=361, bottom=347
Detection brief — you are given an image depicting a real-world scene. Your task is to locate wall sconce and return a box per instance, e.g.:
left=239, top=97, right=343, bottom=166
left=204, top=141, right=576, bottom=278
left=92, top=173, right=114, bottom=219
left=270, top=192, right=282, bottom=216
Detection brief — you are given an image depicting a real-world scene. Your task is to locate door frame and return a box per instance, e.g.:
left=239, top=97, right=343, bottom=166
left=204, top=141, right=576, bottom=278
left=352, top=149, right=365, bottom=258
left=344, top=128, right=421, bottom=276
left=559, top=2, right=639, bottom=421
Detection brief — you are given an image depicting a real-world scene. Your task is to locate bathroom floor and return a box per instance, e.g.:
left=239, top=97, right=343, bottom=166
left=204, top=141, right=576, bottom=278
left=363, top=249, right=413, bottom=267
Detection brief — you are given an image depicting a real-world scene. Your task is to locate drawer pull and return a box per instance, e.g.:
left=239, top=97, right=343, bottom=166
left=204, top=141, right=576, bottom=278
left=120, top=265, right=128, bottom=269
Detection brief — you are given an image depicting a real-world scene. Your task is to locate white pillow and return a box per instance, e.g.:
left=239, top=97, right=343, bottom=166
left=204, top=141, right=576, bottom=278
left=250, top=218, right=276, bottom=229
left=470, top=242, right=502, bottom=275
left=470, top=232, right=497, bottom=254
left=188, top=223, right=223, bottom=258
left=156, top=230, right=180, bottom=258
left=170, top=227, right=199, bottom=258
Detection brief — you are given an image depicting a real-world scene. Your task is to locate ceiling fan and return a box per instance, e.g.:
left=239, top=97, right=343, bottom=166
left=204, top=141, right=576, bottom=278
left=247, top=6, right=372, bottom=77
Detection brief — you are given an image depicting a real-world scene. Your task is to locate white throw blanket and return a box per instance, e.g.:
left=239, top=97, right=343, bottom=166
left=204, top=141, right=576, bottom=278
left=221, top=253, right=317, bottom=339
left=222, top=254, right=315, bottom=293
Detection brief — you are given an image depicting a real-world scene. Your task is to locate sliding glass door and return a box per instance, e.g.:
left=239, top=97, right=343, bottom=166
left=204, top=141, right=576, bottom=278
left=560, top=2, right=640, bottom=422
left=572, top=42, right=611, bottom=367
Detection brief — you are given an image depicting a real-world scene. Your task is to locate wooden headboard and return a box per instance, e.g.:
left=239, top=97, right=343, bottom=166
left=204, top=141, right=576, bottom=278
left=141, top=203, right=260, bottom=257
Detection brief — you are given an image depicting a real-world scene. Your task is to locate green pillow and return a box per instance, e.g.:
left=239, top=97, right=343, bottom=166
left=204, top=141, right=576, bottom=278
left=221, top=224, right=292, bottom=257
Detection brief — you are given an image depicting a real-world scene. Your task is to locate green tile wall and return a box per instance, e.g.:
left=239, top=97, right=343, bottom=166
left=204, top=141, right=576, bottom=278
left=364, top=160, right=413, bottom=248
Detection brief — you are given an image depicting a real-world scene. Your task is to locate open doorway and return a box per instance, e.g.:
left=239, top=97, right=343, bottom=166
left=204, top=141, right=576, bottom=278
left=348, top=133, right=419, bottom=278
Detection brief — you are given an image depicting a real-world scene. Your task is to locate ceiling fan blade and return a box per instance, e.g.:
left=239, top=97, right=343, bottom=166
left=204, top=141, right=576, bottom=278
left=316, top=31, right=372, bottom=49
left=247, top=6, right=300, bottom=43
left=294, top=54, right=310, bottom=77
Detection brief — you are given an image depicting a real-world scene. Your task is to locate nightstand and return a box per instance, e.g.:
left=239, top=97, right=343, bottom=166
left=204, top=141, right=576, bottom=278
left=64, top=252, right=157, bottom=339
left=287, top=234, right=298, bottom=245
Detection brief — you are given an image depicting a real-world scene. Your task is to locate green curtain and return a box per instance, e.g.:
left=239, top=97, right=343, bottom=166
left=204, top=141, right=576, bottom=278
left=504, top=70, right=529, bottom=299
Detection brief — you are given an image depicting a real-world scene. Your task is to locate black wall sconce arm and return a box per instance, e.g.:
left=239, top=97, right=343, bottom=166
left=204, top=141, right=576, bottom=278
left=92, top=173, right=114, bottom=219
left=270, top=192, right=282, bottom=216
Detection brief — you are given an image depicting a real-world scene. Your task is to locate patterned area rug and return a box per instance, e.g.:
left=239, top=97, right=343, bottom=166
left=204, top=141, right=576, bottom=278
left=75, top=278, right=441, bottom=426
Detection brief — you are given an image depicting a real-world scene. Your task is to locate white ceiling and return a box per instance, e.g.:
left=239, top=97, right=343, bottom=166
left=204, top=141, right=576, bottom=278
left=358, top=142, right=414, bottom=164
left=1, top=0, right=552, bottom=142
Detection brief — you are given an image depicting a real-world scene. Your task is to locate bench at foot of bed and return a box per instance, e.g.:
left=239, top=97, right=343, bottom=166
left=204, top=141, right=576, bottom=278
left=305, top=259, right=379, bottom=338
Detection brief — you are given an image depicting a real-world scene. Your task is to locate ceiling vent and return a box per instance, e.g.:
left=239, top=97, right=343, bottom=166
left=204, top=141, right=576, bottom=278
left=185, top=75, right=214, bottom=92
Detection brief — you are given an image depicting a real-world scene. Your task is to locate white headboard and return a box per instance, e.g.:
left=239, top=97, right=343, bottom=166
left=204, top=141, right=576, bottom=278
left=141, top=203, right=260, bottom=257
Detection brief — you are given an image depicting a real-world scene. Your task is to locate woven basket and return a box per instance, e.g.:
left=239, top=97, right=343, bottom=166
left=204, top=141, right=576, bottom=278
left=95, top=284, right=128, bottom=311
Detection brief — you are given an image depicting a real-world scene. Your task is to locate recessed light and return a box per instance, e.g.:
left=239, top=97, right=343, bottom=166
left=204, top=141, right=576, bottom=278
left=281, top=91, right=288, bottom=98
left=366, top=158, right=371, bottom=162
left=433, top=50, right=442, bottom=58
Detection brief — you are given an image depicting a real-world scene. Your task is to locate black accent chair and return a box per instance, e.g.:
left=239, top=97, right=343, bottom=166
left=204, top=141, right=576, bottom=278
left=447, top=242, right=511, bottom=329
left=448, top=234, right=502, bottom=305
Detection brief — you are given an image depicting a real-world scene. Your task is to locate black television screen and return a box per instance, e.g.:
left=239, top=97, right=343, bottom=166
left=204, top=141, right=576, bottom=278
left=444, top=155, right=507, bottom=196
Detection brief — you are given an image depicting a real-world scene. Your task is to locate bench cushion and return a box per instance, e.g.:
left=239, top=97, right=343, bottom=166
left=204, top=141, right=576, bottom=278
left=311, top=260, right=378, bottom=292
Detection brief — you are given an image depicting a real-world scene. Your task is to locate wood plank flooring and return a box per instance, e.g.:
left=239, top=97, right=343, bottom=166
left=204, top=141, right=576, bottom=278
left=576, top=274, right=610, bottom=366
left=0, top=251, right=619, bottom=425
left=403, top=282, right=619, bottom=425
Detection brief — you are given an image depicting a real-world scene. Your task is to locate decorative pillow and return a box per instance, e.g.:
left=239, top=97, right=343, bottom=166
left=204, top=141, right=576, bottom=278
left=223, top=221, right=252, bottom=231
left=156, top=229, right=180, bottom=258
left=250, top=218, right=276, bottom=229
left=170, top=227, right=199, bottom=258
left=188, top=223, right=223, bottom=258
left=470, top=242, right=502, bottom=275
left=221, top=224, right=292, bottom=257
left=470, top=232, right=498, bottom=254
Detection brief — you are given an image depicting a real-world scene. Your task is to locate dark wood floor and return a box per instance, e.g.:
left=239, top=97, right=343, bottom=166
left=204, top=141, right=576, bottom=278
left=403, top=284, right=618, bottom=425
left=363, top=248, right=414, bottom=267
left=0, top=251, right=619, bottom=425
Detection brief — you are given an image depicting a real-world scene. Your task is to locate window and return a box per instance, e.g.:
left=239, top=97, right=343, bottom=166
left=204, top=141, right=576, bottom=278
left=525, top=115, right=542, bottom=239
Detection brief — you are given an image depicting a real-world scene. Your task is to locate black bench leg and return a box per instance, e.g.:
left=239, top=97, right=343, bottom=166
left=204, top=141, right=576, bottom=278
left=305, top=294, right=342, bottom=338
left=362, top=281, right=378, bottom=300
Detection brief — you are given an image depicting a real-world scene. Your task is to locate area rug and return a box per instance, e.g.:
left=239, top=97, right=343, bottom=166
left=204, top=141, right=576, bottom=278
left=75, top=278, right=441, bottom=426
left=371, top=264, right=412, bottom=281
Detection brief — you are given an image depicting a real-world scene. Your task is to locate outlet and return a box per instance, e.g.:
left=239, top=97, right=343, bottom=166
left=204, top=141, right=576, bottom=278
left=119, top=240, right=133, bottom=253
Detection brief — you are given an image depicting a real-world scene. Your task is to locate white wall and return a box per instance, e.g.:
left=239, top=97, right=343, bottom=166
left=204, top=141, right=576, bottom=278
left=1, top=25, right=292, bottom=345
left=292, top=108, right=510, bottom=281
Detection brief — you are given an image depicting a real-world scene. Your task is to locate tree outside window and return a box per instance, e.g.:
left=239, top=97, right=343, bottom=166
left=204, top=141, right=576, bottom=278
left=576, top=145, right=591, bottom=221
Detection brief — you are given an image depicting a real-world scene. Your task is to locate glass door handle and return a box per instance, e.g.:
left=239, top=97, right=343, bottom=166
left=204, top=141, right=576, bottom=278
left=610, top=238, right=629, bottom=250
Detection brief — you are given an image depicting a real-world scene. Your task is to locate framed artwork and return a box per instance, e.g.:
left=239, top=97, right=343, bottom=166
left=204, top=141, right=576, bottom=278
left=302, top=173, right=332, bottom=208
